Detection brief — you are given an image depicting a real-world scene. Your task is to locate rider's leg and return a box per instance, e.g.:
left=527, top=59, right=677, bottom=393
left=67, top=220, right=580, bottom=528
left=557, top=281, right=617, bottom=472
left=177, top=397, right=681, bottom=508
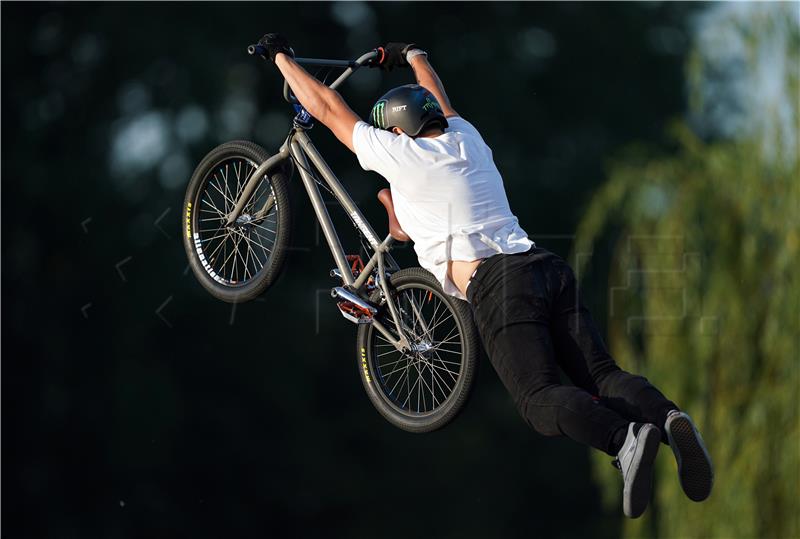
left=543, top=254, right=680, bottom=436
left=483, top=315, right=631, bottom=455
left=467, top=252, right=631, bottom=456
left=545, top=251, right=713, bottom=502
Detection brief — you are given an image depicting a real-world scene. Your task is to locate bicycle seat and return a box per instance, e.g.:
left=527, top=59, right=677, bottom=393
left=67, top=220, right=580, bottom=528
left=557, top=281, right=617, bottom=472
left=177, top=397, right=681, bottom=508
left=377, top=188, right=410, bottom=242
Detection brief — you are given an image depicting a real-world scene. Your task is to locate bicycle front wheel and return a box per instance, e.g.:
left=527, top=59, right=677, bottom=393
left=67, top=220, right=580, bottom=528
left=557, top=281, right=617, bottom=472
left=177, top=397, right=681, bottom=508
left=356, top=267, right=479, bottom=433
left=182, top=140, right=292, bottom=303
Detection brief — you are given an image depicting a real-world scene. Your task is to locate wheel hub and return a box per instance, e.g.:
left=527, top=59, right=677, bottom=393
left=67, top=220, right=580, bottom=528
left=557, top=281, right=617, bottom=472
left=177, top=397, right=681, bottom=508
left=234, top=213, right=255, bottom=232
left=410, top=340, right=434, bottom=358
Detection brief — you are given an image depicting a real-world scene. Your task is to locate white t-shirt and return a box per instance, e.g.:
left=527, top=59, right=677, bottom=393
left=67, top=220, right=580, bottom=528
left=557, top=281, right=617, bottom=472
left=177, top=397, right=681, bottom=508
left=352, top=116, right=533, bottom=300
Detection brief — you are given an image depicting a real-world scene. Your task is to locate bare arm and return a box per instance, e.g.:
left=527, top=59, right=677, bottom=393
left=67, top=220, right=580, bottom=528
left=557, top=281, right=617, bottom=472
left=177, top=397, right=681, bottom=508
left=408, top=54, right=458, bottom=118
left=274, top=53, right=360, bottom=152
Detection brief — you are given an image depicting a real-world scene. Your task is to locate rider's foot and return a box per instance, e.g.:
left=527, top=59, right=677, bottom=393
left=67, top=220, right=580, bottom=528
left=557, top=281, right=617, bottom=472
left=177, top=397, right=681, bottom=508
left=665, top=410, right=714, bottom=502
left=613, top=422, right=660, bottom=518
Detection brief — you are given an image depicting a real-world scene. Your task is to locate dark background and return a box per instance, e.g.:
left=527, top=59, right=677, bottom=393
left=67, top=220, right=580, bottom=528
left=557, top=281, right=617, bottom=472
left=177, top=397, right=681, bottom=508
left=3, top=3, right=701, bottom=537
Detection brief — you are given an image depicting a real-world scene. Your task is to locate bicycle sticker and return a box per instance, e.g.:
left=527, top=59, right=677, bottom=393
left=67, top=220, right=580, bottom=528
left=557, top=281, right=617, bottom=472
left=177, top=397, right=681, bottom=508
left=350, top=211, right=380, bottom=248
left=185, top=202, right=192, bottom=239
left=361, top=347, right=371, bottom=383
left=194, top=232, right=226, bottom=285
left=371, top=100, right=387, bottom=129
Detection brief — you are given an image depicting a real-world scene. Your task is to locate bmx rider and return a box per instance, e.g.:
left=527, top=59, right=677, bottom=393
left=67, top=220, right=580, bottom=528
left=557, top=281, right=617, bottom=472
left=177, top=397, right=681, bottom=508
left=258, top=33, right=714, bottom=518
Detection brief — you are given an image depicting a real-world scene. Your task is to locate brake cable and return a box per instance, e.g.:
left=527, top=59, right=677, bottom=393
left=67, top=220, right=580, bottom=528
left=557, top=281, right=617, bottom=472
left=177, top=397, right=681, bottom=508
left=289, top=152, right=374, bottom=263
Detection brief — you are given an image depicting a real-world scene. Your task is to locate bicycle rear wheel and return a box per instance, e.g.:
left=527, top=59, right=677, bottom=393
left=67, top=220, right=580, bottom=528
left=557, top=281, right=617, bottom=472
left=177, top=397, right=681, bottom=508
left=356, top=267, right=479, bottom=433
left=183, top=140, right=292, bottom=303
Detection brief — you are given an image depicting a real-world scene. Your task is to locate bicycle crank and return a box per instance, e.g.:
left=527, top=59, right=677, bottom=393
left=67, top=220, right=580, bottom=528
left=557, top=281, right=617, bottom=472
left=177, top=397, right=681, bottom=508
left=331, top=286, right=377, bottom=324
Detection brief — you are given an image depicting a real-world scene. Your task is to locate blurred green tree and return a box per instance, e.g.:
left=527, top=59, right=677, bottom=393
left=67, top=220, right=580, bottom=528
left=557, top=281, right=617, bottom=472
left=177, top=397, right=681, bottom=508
left=573, top=4, right=799, bottom=538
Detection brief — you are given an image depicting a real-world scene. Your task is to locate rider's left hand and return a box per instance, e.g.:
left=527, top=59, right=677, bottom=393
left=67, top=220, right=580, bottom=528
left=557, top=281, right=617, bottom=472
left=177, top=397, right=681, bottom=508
left=258, top=33, right=295, bottom=62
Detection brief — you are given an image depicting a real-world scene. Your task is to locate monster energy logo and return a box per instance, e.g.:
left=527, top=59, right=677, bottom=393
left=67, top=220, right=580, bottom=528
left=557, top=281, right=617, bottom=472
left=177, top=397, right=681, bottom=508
left=422, top=96, right=441, bottom=112
left=371, top=100, right=387, bottom=129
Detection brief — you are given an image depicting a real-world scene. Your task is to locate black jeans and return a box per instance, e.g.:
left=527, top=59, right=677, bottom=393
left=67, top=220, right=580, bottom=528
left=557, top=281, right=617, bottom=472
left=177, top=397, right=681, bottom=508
left=466, top=247, right=678, bottom=456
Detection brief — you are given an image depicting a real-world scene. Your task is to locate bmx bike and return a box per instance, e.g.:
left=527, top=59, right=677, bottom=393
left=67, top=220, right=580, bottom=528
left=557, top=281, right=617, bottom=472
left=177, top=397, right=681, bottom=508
left=181, top=43, right=479, bottom=433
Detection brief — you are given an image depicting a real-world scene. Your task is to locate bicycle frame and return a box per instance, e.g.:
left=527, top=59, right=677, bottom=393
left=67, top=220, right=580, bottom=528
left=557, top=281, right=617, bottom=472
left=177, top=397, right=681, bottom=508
left=225, top=51, right=412, bottom=351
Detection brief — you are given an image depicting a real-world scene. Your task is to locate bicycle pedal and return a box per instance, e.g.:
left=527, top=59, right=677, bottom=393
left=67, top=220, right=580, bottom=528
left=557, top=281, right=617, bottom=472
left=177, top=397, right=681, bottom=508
left=331, top=286, right=377, bottom=325
left=336, top=301, right=373, bottom=324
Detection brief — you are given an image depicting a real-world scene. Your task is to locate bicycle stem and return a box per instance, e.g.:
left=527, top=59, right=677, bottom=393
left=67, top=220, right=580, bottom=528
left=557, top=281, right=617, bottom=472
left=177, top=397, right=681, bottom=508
left=283, top=50, right=379, bottom=104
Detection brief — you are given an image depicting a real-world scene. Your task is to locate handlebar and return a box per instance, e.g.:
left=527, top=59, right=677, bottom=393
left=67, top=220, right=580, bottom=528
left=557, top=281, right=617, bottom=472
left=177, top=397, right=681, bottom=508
left=247, top=44, right=267, bottom=57
left=247, top=45, right=380, bottom=105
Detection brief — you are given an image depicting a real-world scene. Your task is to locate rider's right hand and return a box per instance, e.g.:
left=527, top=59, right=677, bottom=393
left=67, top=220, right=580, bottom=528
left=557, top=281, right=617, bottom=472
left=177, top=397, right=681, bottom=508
left=258, top=33, right=295, bottom=62
left=371, top=42, right=417, bottom=71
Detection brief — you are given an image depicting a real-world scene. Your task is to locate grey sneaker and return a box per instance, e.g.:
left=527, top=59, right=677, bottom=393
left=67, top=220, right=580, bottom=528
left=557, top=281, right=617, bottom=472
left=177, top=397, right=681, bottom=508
left=665, top=410, right=714, bottom=502
left=613, top=423, right=661, bottom=518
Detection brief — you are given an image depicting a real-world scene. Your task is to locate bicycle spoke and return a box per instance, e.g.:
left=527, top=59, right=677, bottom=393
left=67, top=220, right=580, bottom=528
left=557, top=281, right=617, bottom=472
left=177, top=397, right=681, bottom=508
left=432, top=346, right=464, bottom=357
left=423, top=311, right=456, bottom=339
left=415, top=364, right=422, bottom=413
left=249, top=220, right=278, bottom=236
left=201, top=197, right=227, bottom=218
left=200, top=231, right=231, bottom=244
left=433, top=329, right=461, bottom=345
left=235, top=232, right=247, bottom=282
left=408, top=290, right=431, bottom=337
left=237, top=232, right=252, bottom=281
left=205, top=231, right=231, bottom=262
left=234, top=160, right=244, bottom=201
left=210, top=174, right=236, bottom=209
left=429, top=362, right=453, bottom=394
left=429, top=354, right=464, bottom=365
left=388, top=357, right=412, bottom=397
left=237, top=229, right=269, bottom=263
left=253, top=193, right=276, bottom=221
left=219, top=236, right=240, bottom=280
left=425, top=299, right=443, bottom=339
left=380, top=360, right=413, bottom=380
left=249, top=229, right=274, bottom=258
left=245, top=177, right=269, bottom=211
left=426, top=304, right=450, bottom=340
left=416, top=363, right=438, bottom=407
left=221, top=164, right=233, bottom=206
left=377, top=355, right=409, bottom=371
left=430, top=353, right=460, bottom=382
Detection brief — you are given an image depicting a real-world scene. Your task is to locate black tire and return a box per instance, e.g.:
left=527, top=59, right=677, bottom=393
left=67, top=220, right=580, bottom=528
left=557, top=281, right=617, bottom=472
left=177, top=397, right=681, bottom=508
left=356, top=267, right=479, bottom=433
left=182, top=140, right=292, bottom=303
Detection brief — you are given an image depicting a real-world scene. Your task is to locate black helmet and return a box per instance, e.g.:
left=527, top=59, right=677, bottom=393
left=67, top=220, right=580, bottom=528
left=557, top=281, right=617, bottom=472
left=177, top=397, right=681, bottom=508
left=369, top=84, right=449, bottom=137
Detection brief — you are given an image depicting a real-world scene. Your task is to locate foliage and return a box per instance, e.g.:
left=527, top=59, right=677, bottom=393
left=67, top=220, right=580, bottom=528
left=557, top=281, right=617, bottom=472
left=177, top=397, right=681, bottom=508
left=573, top=5, right=799, bottom=534
left=575, top=124, right=799, bottom=538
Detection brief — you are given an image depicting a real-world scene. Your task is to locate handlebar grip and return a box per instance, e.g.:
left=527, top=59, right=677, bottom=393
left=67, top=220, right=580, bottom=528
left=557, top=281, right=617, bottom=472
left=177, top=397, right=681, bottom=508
left=369, top=47, right=385, bottom=67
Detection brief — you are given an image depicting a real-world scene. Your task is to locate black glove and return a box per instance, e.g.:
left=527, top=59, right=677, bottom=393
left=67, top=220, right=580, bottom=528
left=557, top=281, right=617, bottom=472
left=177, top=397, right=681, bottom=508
left=258, top=33, right=294, bottom=62
left=378, top=42, right=418, bottom=71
